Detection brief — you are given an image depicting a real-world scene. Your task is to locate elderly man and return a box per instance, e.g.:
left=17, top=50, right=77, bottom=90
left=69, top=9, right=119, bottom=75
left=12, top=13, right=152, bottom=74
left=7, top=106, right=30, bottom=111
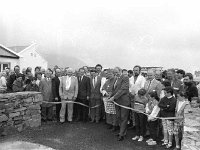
left=39, top=69, right=54, bottom=122
left=144, top=69, right=163, bottom=98
left=59, top=68, right=78, bottom=123
left=167, top=69, right=184, bottom=96
left=89, top=69, right=102, bottom=123
left=109, top=67, right=130, bottom=141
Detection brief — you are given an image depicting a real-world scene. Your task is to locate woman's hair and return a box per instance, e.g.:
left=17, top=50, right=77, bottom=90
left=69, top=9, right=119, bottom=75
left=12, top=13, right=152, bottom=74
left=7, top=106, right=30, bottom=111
left=149, top=91, right=159, bottom=101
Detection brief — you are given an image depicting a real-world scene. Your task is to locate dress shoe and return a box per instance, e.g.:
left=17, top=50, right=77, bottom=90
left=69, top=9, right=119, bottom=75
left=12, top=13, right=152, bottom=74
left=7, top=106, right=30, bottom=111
left=118, top=136, right=124, bottom=141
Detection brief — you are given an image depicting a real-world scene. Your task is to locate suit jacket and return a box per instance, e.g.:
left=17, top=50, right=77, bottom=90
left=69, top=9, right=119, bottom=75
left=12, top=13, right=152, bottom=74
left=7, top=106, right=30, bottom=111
left=77, top=76, right=90, bottom=99
left=59, top=76, right=78, bottom=100
left=144, top=78, right=162, bottom=97
left=111, top=75, right=130, bottom=106
left=171, top=79, right=184, bottom=95
left=90, top=76, right=102, bottom=99
left=39, top=78, right=53, bottom=107
left=52, top=76, right=60, bottom=100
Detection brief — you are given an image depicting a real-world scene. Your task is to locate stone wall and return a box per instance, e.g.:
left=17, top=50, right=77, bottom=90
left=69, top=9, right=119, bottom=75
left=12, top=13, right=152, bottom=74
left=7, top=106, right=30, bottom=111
left=182, top=107, right=200, bottom=150
left=0, top=92, right=42, bottom=133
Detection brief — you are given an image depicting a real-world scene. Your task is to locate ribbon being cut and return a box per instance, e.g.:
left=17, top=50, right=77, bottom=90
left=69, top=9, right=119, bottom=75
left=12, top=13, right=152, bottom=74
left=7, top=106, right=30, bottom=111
left=42, top=99, right=183, bottom=120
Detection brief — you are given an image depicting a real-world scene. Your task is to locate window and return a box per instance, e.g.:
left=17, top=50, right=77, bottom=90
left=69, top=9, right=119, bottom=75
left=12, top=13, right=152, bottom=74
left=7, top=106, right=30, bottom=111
left=0, top=63, right=10, bottom=72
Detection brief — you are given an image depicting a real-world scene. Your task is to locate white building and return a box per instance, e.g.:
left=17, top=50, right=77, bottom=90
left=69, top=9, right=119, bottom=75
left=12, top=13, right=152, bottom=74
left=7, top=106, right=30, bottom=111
left=0, top=43, right=48, bottom=73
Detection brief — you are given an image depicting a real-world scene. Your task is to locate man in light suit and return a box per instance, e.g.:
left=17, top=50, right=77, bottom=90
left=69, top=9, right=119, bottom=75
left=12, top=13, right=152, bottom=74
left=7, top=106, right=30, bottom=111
left=39, top=69, right=54, bottom=122
left=144, top=69, right=163, bottom=98
left=59, top=68, right=78, bottom=123
left=90, top=69, right=102, bottom=123
left=109, top=67, right=130, bottom=141
left=76, top=68, right=91, bottom=122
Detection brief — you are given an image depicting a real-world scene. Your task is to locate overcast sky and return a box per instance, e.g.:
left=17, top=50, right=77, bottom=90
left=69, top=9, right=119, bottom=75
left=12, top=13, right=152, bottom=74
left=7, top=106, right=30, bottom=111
left=0, top=0, right=200, bottom=72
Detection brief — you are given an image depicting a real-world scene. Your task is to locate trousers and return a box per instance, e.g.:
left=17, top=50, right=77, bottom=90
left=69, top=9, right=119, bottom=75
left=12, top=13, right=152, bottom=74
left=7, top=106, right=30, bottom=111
left=60, top=99, right=74, bottom=122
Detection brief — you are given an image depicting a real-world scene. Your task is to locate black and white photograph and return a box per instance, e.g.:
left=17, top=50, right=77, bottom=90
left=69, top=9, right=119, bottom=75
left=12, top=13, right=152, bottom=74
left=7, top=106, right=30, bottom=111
left=0, top=0, right=200, bottom=150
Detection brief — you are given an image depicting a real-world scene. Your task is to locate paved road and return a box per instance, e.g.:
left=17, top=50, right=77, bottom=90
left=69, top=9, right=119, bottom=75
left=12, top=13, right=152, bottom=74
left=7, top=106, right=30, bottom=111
left=0, top=121, right=169, bottom=150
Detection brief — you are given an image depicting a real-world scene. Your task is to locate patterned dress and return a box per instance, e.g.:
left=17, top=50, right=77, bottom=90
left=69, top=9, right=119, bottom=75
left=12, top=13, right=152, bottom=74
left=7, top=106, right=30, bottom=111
left=102, top=77, right=116, bottom=114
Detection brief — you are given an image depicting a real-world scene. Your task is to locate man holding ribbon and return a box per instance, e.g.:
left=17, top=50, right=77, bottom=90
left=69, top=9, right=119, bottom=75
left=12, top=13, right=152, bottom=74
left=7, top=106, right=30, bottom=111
left=109, top=67, right=130, bottom=141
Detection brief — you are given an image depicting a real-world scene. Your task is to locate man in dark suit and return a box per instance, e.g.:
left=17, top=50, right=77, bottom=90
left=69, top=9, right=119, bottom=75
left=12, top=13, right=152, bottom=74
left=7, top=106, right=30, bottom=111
left=76, top=68, right=91, bottom=122
left=90, top=69, right=102, bottom=123
left=39, top=69, right=54, bottom=122
left=52, top=68, right=61, bottom=121
left=109, top=67, right=130, bottom=141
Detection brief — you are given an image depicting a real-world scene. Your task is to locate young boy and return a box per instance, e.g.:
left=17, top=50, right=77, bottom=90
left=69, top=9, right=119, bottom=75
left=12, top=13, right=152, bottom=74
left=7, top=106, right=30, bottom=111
left=132, top=88, right=148, bottom=142
left=146, top=91, right=160, bottom=145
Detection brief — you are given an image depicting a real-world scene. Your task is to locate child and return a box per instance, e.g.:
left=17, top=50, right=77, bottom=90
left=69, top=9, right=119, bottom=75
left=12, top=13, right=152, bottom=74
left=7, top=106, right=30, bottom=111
left=25, top=77, right=39, bottom=92
left=190, top=97, right=200, bottom=109
left=132, top=88, right=148, bottom=142
left=158, top=86, right=177, bottom=149
left=146, top=91, right=159, bottom=145
left=173, top=91, right=189, bottom=150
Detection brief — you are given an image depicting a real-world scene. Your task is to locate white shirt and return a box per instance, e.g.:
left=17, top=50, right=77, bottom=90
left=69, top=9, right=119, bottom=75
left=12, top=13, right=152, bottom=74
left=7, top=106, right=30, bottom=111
left=129, top=74, right=146, bottom=95
left=66, top=76, right=71, bottom=90
left=129, top=76, right=134, bottom=92
left=100, top=77, right=107, bottom=94
left=177, top=101, right=185, bottom=112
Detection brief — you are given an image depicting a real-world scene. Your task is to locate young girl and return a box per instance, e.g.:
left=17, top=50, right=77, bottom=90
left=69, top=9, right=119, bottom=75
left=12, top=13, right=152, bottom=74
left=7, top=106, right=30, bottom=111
left=173, top=91, right=190, bottom=150
left=146, top=91, right=159, bottom=145
left=132, top=88, right=148, bottom=142
left=158, top=86, right=177, bottom=149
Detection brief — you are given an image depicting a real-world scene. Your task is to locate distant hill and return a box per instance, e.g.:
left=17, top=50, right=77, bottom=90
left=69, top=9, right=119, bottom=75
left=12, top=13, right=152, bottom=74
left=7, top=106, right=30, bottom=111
left=40, top=52, right=87, bottom=69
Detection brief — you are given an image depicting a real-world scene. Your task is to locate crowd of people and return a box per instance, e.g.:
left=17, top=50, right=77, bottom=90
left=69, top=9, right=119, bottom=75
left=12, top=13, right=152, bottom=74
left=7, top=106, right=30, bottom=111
left=1, top=64, right=200, bottom=150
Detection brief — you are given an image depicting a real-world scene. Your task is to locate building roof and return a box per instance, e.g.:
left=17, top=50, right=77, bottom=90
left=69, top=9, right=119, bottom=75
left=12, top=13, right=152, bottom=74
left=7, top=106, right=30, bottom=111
left=0, top=44, right=20, bottom=58
left=8, top=45, right=29, bottom=53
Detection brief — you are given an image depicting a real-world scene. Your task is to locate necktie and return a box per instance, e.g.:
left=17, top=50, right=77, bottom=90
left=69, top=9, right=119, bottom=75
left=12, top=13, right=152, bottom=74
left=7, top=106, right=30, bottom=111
left=93, top=77, right=95, bottom=87
left=114, top=77, right=118, bottom=88
left=147, top=80, right=151, bottom=91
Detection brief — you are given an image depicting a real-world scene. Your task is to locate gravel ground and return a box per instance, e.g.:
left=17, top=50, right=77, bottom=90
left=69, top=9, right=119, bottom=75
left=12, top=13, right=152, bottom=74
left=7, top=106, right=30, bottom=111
left=0, top=121, right=170, bottom=150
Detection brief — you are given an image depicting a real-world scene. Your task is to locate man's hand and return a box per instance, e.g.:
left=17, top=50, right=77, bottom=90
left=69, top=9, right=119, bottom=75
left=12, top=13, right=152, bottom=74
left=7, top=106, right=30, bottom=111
left=55, top=97, right=58, bottom=101
left=87, top=96, right=90, bottom=100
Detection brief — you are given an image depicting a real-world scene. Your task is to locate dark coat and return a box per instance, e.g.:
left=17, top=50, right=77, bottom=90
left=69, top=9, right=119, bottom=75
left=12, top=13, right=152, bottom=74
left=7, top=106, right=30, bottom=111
left=185, top=82, right=198, bottom=102
left=52, top=76, right=60, bottom=100
left=90, top=76, right=102, bottom=99
left=158, top=96, right=177, bottom=119
left=39, top=78, right=53, bottom=107
left=111, top=75, right=130, bottom=106
left=77, top=76, right=90, bottom=99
